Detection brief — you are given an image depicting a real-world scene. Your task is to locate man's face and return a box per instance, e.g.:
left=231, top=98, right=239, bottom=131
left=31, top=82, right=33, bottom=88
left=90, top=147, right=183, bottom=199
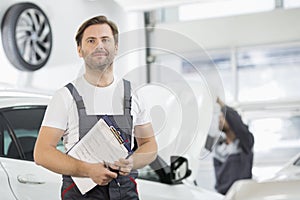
left=78, top=24, right=118, bottom=71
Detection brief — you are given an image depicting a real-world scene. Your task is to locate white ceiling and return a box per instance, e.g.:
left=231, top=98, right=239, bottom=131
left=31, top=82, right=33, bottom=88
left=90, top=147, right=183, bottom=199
left=112, top=0, right=223, bottom=11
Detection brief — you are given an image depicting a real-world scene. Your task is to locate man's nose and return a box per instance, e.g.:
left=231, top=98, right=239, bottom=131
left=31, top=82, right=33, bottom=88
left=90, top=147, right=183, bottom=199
left=95, top=39, right=104, bottom=49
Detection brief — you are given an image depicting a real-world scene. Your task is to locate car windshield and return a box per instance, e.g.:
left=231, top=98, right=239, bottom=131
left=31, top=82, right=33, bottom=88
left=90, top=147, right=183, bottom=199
left=137, top=155, right=188, bottom=184
left=138, top=155, right=170, bottom=183
left=138, top=165, right=160, bottom=182
left=294, top=157, right=300, bottom=166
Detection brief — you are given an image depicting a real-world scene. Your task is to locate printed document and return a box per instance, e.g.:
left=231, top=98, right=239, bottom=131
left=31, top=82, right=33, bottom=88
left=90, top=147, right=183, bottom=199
left=68, top=118, right=129, bottom=194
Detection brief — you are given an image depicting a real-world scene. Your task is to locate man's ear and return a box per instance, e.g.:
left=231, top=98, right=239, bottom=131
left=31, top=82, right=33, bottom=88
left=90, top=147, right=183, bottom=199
left=77, top=46, right=83, bottom=57
left=115, top=44, right=118, bottom=55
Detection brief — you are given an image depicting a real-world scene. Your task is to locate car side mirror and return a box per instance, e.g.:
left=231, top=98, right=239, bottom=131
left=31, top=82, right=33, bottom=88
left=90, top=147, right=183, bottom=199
left=170, top=156, right=192, bottom=183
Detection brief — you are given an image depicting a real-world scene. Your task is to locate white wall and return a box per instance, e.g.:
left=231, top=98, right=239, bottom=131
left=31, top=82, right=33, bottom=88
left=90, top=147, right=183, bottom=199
left=0, top=0, right=146, bottom=93
left=155, top=7, right=300, bottom=52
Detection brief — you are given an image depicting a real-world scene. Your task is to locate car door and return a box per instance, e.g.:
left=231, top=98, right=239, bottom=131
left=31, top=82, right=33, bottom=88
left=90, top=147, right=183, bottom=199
left=0, top=165, right=15, bottom=199
left=0, top=106, right=61, bottom=200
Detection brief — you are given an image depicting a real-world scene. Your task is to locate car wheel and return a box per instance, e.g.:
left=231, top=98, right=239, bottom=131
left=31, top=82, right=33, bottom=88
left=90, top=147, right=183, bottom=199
left=1, top=3, right=52, bottom=71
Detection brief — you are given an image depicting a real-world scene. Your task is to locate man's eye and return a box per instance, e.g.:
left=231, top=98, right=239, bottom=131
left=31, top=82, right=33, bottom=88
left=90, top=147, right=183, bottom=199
left=87, top=39, right=95, bottom=43
left=102, top=38, right=110, bottom=43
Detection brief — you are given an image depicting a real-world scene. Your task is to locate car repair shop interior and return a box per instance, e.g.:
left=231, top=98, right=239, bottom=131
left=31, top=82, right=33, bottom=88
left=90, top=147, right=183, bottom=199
left=0, top=0, right=300, bottom=200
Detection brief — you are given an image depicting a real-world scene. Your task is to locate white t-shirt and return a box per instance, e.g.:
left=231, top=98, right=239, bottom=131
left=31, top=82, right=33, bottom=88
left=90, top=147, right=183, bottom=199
left=42, top=76, right=151, bottom=151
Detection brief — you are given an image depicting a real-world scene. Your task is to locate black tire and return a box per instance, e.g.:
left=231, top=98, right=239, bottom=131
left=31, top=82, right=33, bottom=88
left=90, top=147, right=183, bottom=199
left=1, top=3, right=52, bottom=71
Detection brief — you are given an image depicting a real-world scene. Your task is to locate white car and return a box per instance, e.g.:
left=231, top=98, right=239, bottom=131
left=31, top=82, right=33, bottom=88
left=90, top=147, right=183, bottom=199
left=0, top=90, right=223, bottom=200
left=238, top=100, right=300, bottom=181
left=271, top=152, right=300, bottom=181
left=222, top=101, right=300, bottom=200
left=224, top=153, right=300, bottom=200
left=224, top=179, right=300, bottom=200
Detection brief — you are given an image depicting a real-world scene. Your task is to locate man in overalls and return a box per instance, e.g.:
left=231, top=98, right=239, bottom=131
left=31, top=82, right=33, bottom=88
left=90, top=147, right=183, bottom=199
left=213, top=97, right=254, bottom=195
left=34, top=15, right=158, bottom=200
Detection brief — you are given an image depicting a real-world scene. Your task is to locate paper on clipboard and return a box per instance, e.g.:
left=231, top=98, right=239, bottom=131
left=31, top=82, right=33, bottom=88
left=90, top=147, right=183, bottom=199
left=68, top=118, right=129, bottom=194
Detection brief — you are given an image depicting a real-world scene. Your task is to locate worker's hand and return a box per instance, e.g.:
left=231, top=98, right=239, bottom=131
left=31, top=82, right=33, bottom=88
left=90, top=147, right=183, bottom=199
left=88, top=163, right=118, bottom=185
left=216, top=97, right=225, bottom=108
left=112, top=157, right=134, bottom=176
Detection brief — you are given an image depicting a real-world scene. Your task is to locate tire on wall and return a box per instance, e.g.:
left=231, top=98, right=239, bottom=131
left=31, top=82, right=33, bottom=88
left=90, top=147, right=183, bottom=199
left=1, top=3, right=52, bottom=71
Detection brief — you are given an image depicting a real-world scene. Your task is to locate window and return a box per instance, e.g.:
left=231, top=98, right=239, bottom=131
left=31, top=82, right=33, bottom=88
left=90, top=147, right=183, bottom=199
left=237, top=45, right=300, bottom=102
left=0, top=106, right=64, bottom=161
left=1, top=106, right=46, bottom=161
left=243, top=113, right=300, bottom=180
left=181, top=51, right=234, bottom=102
left=249, top=115, right=300, bottom=162
left=285, top=0, right=300, bottom=9
left=177, top=43, right=300, bottom=104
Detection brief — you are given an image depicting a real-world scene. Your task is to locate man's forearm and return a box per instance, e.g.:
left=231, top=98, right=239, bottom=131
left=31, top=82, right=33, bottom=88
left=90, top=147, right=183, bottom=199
left=222, top=105, right=254, bottom=152
left=131, top=139, right=157, bottom=170
left=34, top=145, right=90, bottom=177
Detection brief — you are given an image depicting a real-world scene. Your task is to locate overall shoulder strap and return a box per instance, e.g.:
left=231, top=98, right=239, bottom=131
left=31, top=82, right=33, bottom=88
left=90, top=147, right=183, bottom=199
left=65, top=83, right=85, bottom=110
left=123, top=79, right=132, bottom=116
left=65, top=83, right=98, bottom=140
left=122, top=79, right=137, bottom=151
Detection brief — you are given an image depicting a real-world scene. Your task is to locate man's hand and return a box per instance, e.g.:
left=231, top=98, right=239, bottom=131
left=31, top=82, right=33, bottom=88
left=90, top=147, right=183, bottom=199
left=216, top=97, right=225, bottom=108
left=111, top=157, right=134, bottom=176
left=88, top=163, right=118, bottom=185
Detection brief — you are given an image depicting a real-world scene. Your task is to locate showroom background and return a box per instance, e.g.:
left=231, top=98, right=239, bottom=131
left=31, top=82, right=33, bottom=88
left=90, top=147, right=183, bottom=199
left=1, top=0, right=300, bottom=193
left=0, top=0, right=145, bottom=92
left=1, top=0, right=300, bottom=97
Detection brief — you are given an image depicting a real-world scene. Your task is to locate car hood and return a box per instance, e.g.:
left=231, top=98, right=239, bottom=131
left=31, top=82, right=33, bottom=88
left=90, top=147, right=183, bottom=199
left=136, top=80, right=219, bottom=180
left=225, top=179, right=300, bottom=200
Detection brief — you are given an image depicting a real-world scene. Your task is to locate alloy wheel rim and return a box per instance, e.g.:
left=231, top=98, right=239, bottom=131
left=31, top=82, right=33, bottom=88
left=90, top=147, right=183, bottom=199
left=15, top=8, right=51, bottom=65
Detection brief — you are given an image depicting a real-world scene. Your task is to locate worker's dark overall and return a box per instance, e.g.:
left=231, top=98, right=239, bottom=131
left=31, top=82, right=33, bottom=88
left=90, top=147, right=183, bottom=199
left=61, top=79, right=139, bottom=200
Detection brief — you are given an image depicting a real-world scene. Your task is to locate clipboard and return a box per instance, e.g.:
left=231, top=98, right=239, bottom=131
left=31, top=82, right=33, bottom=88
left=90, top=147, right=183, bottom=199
left=67, top=117, right=132, bottom=194
left=102, top=115, right=133, bottom=154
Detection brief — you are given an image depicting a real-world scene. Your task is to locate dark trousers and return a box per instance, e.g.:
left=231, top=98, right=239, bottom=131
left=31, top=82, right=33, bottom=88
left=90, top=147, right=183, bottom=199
left=61, top=175, right=139, bottom=200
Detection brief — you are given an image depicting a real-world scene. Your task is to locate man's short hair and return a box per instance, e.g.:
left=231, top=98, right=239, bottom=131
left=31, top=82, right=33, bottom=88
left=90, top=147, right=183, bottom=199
left=75, top=15, right=119, bottom=46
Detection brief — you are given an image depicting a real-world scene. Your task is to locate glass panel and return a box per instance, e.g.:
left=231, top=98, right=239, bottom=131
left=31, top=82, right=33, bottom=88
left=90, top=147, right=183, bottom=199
left=138, top=165, right=160, bottom=182
left=249, top=116, right=300, bottom=162
left=285, top=0, right=300, bottom=9
left=3, top=107, right=45, bottom=137
left=181, top=50, right=234, bottom=102
left=217, top=66, right=235, bottom=103
left=2, top=107, right=46, bottom=161
left=238, top=45, right=300, bottom=102
left=2, top=106, right=64, bottom=155
left=156, top=43, right=300, bottom=104
left=3, top=130, right=12, bottom=155
left=248, top=114, right=300, bottom=179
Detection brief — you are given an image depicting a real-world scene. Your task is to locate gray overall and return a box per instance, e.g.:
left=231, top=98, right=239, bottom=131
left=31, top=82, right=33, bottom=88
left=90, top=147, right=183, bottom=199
left=61, top=79, right=139, bottom=200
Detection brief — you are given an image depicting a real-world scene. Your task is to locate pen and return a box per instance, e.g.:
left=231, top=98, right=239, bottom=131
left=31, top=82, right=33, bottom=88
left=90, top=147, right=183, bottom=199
left=126, top=151, right=133, bottom=159
left=103, top=160, right=121, bottom=187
